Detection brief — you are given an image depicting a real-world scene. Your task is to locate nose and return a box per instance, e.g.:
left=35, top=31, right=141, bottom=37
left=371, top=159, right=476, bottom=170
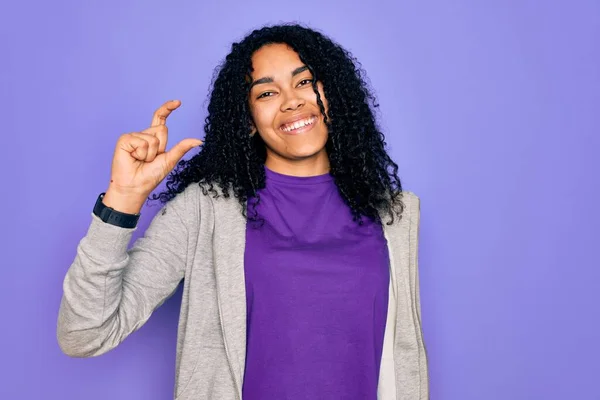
left=280, top=89, right=305, bottom=112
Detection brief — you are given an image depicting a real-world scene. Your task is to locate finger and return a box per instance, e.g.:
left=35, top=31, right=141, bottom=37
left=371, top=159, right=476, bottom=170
left=151, top=100, right=181, bottom=127
left=130, top=132, right=159, bottom=162
left=120, top=135, right=149, bottom=161
left=141, top=125, right=168, bottom=153
left=163, top=138, right=203, bottom=171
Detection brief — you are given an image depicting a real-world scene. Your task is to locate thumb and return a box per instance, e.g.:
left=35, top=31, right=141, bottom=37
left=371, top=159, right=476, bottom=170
left=164, top=138, right=203, bottom=171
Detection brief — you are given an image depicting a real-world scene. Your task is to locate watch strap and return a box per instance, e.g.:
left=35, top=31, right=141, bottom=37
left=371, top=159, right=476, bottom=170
left=93, top=193, right=140, bottom=229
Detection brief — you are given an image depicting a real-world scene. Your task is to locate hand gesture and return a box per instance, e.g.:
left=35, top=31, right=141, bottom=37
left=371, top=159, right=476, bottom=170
left=103, top=100, right=202, bottom=213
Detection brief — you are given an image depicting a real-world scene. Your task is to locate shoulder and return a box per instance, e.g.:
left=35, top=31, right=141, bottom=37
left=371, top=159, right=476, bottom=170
left=384, top=190, right=420, bottom=228
left=157, top=182, right=216, bottom=223
left=167, top=181, right=240, bottom=218
left=401, top=191, right=420, bottom=227
left=166, top=182, right=221, bottom=205
left=401, top=191, right=420, bottom=217
left=401, top=190, right=419, bottom=206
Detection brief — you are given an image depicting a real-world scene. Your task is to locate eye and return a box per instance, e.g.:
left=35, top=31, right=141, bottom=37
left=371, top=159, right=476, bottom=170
left=257, top=91, right=275, bottom=99
left=297, top=79, right=313, bottom=87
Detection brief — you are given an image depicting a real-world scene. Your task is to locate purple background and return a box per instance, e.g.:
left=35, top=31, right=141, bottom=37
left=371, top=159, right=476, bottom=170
left=2, top=1, right=599, bottom=399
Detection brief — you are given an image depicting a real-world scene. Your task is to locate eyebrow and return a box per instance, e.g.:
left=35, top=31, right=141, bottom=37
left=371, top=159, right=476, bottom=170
left=249, top=66, right=309, bottom=90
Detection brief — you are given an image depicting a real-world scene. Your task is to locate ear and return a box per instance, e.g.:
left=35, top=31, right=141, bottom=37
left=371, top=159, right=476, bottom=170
left=249, top=123, right=257, bottom=137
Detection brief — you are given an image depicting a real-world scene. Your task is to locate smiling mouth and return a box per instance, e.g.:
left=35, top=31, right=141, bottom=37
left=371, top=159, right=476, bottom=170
left=280, top=116, right=317, bottom=133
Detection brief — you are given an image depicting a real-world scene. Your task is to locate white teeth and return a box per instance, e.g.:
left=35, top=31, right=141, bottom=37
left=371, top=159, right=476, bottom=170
left=282, top=116, right=315, bottom=132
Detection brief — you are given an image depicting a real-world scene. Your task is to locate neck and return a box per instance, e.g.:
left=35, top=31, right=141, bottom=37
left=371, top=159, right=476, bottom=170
left=264, top=150, right=330, bottom=177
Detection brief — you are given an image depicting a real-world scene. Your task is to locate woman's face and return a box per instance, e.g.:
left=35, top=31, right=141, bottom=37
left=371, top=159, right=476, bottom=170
left=248, top=43, right=330, bottom=175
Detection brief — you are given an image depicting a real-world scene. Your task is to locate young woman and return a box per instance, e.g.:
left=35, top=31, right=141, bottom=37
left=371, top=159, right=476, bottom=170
left=57, top=24, right=428, bottom=399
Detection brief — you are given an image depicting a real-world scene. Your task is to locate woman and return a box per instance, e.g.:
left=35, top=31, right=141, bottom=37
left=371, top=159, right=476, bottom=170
left=57, top=24, right=428, bottom=399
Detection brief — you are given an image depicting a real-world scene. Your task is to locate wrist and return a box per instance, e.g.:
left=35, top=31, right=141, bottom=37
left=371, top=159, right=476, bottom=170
left=93, top=192, right=141, bottom=229
left=103, top=188, right=147, bottom=215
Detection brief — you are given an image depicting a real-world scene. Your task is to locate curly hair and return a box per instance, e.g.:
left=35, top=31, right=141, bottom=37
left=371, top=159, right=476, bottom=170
left=150, top=23, right=404, bottom=224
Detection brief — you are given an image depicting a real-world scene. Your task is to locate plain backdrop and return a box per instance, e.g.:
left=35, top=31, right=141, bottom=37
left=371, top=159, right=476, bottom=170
left=2, top=0, right=599, bottom=399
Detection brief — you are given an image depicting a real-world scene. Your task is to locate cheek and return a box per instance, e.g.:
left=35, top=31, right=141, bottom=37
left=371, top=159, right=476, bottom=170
left=250, top=103, right=278, bottom=131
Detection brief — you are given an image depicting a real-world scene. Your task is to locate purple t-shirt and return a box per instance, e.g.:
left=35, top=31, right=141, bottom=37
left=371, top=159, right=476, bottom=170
left=242, top=167, right=390, bottom=399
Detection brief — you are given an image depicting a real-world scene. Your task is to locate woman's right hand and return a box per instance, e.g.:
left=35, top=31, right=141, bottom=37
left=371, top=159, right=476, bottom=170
left=102, top=100, right=203, bottom=214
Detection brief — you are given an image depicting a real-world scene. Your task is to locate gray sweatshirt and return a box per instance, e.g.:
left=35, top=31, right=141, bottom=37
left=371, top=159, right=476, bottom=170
left=57, top=183, right=429, bottom=399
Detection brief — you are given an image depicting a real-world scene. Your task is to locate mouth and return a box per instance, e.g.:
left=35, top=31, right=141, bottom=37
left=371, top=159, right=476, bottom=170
left=279, top=115, right=318, bottom=135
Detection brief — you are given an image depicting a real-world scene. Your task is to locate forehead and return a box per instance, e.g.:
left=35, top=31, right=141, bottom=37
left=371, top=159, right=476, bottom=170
left=250, top=43, right=304, bottom=77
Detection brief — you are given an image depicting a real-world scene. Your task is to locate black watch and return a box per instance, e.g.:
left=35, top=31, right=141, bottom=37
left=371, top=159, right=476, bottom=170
left=93, top=193, right=140, bottom=228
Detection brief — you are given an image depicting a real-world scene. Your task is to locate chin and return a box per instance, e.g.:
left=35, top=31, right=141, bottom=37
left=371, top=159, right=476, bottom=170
left=287, top=148, right=327, bottom=160
left=262, top=132, right=328, bottom=161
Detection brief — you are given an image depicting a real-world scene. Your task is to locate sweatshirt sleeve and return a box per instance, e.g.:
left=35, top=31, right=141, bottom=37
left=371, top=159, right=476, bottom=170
left=57, top=191, right=190, bottom=357
left=408, top=192, right=429, bottom=398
